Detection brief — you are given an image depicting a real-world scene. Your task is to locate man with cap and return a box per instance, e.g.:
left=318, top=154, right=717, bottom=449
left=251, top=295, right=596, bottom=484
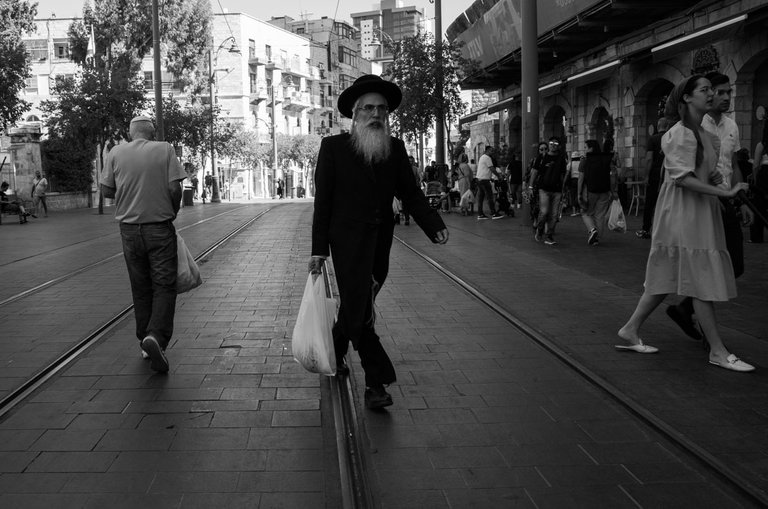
left=101, top=116, right=188, bottom=373
left=309, top=74, right=449, bottom=409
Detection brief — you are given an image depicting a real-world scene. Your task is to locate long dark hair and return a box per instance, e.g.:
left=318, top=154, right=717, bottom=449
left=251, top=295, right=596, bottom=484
left=585, top=139, right=601, bottom=154
left=762, top=118, right=768, bottom=148
left=665, top=75, right=706, bottom=168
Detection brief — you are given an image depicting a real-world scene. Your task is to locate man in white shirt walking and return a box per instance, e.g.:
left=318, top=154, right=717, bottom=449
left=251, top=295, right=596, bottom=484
left=475, top=146, right=504, bottom=220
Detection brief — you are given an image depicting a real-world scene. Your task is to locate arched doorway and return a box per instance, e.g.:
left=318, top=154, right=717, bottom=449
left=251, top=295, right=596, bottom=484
left=508, top=115, right=522, bottom=156
left=588, top=106, right=613, bottom=150
left=746, top=53, right=768, bottom=153
left=543, top=105, right=566, bottom=145
left=644, top=81, right=673, bottom=136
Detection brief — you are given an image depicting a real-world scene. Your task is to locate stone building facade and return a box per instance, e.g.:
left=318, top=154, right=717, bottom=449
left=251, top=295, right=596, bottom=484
left=457, top=0, right=768, bottom=179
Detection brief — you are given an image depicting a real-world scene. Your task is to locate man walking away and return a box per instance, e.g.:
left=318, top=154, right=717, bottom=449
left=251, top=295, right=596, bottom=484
left=636, top=118, right=670, bottom=239
left=309, top=75, right=449, bottom=409
left=101, top=116, right=187, bottom=373
left=476, top=146, right=504, bottom=220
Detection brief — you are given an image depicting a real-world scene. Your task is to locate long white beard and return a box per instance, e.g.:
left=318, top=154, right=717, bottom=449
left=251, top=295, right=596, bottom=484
left=351, top=120, right=391, bottom=165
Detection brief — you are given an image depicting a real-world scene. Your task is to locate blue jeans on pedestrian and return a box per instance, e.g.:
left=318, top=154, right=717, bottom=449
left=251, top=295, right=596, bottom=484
left=120, top=221, right=177, bottom=349
left=537, top=190, right=561, bottom=234
left=476, top=179, right=496, bottom=216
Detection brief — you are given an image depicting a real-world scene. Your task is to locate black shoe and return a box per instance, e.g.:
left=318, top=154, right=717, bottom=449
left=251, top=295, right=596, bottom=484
left=141, top=335, right=169, bottom=373
left=336, top=357, right=350, bottom=377
left=635, top=230, right=651, bottom=239
left=365, top=384, right=393, bottom=409
left=588, top=228, right=599, bottom=245
left=665, top=306, right=703, bottom=340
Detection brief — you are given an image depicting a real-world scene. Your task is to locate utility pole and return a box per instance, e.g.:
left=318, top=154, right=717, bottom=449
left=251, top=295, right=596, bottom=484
left=434, top=0, right=445, bottom=166
left=209, top=49, right=221, bottom=202
left=271, top=84, right=278, bottom=198
left=521, top=0, right=539, bottom=173
left=151, top=0, right=164, bottom=140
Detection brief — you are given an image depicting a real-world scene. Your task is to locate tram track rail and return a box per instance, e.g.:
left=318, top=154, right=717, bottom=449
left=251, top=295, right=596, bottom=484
left=0, top=204, right=371, bottom=509
left=394, top=234, right=768, bottom=508
left=0, top=207, right=270, bottom=420
left=0, top=206, right=251, bottom=308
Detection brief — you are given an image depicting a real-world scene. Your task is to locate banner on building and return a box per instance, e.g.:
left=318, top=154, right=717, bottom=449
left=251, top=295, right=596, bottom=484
left=455, top=0, right=602, bottom=69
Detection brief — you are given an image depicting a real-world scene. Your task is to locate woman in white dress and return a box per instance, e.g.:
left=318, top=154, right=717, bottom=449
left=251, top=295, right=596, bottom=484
left=615, top=75, right=754, bottom=372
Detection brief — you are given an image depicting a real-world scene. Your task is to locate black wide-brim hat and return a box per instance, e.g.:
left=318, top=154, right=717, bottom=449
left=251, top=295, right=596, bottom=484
left=337, top=74, right=402, bottom=119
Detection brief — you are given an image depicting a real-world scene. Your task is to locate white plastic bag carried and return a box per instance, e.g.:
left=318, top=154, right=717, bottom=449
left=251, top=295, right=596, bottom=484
left=608, top=199, right=626, bottom=233
left=176, top=233, right=203, bottom=293
left=292, top=271, right=337, bottom=375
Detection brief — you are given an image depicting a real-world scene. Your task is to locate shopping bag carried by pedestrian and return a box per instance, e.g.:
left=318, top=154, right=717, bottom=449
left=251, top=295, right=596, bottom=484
left=176, top=233, right=203, bottom=293
left=292, top=270, right=337, bottom=375
left=608, top=199, right=627, bottom=233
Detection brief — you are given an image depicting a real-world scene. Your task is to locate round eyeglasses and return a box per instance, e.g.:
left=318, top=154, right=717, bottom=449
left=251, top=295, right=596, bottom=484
left=356, top=104, right=389, bottom=115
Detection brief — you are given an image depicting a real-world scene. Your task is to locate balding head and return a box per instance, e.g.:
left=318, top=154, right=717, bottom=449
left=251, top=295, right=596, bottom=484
left=129, top=116, right=155, bottom=141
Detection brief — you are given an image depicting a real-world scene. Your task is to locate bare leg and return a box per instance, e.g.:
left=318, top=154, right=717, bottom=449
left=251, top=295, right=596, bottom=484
left=691, top=299, right=729, bottom=360
left=618, top=292, right=667, bottom=345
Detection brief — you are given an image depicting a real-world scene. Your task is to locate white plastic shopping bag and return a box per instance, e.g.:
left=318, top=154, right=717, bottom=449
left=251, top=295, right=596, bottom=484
left=292, top=272, right=337, bottom=375
left=608, top=199, right=626, bottom=233
left=176, top=233, right=203, bottom=293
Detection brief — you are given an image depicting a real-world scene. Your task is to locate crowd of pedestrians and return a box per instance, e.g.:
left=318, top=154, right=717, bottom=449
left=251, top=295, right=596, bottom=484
left=392, top=71, right=766, bottom=375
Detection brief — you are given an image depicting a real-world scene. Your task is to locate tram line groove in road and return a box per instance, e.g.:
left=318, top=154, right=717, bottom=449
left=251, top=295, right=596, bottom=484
left=0, top=206, right=251, bottom=308
left=0, top=205, right=369, bottom=509
left=393, top=234, right=768, bottom=508
left=0, top=207, right=268, bottom=419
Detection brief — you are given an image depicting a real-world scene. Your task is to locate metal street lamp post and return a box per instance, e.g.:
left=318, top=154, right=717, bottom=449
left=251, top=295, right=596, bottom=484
left=208, top=37, right=240, bottom=204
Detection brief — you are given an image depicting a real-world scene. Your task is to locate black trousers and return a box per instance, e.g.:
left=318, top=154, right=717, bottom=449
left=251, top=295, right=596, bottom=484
left=641, top=176, right=661, bottom=232
left=330, top=220, right=396, bottom=386
left=749, top=191, right=766, bottom=243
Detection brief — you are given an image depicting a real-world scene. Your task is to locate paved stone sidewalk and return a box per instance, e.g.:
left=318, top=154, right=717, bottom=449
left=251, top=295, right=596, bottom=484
left=0, top=204, right=340, bottom=509
left=389, top=205, right=768, bottom=503
left=343, top=225, right=755, bottom=508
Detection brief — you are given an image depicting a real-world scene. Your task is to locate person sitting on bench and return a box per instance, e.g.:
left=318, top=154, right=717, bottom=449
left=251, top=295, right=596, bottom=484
left=1, top=182, right=31, bottom=224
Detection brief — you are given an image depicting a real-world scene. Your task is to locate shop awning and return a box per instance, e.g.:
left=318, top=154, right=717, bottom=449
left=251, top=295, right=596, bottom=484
left=487, top=96, right=518, bottom=114
left=651, top=14, right=747, bottom=63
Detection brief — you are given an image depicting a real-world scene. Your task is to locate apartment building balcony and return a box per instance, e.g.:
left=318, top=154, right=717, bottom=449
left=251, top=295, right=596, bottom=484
left=318, top=69, right=332, bottom=85
left=308, top=95, right=324, bottom=113
left=283, top=59, right=311, bottom=79
left=283, top=91, right=311, bottom=111
left=248, top=55, right=266, bottom=67
left=249, top=87, right=269, bottom=104
left=265, top=55, right=285, bottom=70
left=321, top=97, right=335, bottom=114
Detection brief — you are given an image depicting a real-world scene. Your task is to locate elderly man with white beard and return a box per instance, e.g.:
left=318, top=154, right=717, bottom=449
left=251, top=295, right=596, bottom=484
left=309, top=75, right=449, bottom=409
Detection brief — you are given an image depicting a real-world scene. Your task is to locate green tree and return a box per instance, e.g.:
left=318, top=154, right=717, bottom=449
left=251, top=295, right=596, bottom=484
left=41, top=65, right=148, bottom=197
left=67, top=0, right=213, bottom=95
left=384, top=32, right=476, bottom=163
left=157, top=95, right=240, bottom=176
left=0, top=0, right=37, bottom=129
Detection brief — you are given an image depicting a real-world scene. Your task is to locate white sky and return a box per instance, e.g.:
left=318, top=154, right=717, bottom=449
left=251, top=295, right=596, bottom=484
left=32, top=0, right=471, bottom=32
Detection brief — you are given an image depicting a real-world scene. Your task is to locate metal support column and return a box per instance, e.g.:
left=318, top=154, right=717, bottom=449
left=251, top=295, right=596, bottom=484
left=521, top=0, right=539, bottom=169
left=434, top=0, right=445, bottom=165
left=209, top=49, right=221, bottom=203
left=152, top=0, right=164, bottom=140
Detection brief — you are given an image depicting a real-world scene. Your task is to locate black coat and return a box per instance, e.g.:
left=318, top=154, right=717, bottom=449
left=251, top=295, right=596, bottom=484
left=311, top=133, right=445, bottom=344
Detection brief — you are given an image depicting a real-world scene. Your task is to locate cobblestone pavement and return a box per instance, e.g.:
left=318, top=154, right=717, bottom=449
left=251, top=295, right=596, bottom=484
left=388, top=202, right=768, bottom=505
left=0, top=201, right=763, bottom=508
left=0, top=203, right=341, bottom=509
